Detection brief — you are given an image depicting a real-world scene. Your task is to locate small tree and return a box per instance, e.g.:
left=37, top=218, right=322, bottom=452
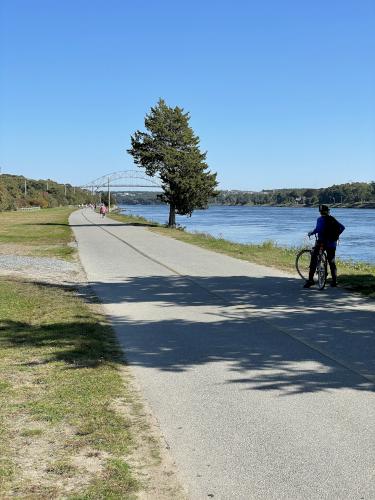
left=128, top=99, right=218, bottom=226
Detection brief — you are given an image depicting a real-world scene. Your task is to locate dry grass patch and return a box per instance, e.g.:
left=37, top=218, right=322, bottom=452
left=0, top=207, right=76, bottom=260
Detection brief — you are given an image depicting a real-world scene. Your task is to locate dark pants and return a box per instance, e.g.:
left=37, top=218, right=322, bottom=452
left=309, top=243, right=337, bottom=282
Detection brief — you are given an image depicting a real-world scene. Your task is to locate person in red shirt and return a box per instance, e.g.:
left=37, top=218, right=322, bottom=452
left=99, top=204, right=107, bottom=218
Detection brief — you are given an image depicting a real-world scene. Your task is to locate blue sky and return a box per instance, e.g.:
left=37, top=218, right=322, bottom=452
left=1, top=0, right=374, bottom=190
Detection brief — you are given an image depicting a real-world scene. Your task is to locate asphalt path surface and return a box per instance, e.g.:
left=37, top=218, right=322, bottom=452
left=71, top=209, right=375, bottom=500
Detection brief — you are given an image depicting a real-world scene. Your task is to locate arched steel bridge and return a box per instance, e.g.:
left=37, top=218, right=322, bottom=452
left=81, top=170, right=162, bottom=191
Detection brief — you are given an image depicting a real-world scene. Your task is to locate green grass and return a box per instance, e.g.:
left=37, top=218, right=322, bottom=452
left=72, top=459, right=139, bottom=500
left=20, top=428, right=44, bottom=437
left=0, top=459, right=14, bottom=490
left=0, top=277, right=140, bottom=498
left=46, top=459, right=78, bottom=476
left=0, top=207, right=76, bottom=259
left=109, top=211, right=375, bottom=297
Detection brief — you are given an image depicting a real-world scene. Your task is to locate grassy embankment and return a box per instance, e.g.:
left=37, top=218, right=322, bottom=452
left=0, top=208, right=147, bottom=499
left=109, top=211, right=375, bottom=298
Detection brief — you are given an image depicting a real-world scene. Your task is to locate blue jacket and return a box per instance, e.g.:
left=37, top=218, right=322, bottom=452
left=310, top=215, right=345, bottom=248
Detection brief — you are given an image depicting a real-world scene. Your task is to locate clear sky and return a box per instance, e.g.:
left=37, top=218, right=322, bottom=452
left=1, top=0, right=374, bottom=190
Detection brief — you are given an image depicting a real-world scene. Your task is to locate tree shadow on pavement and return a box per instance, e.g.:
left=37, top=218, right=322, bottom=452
left=109, top=314, right=374, bottom=396
left=4, top=274, right=374, bottom=396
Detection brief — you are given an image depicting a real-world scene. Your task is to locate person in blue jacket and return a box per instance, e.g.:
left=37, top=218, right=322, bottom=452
left=304, top=205, right=345, bottom=288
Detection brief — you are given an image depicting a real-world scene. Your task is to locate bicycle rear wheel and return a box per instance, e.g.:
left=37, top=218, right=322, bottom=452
left=317, top=253, right=327, bottom=290
left=295, top=249, right=311, bottom=280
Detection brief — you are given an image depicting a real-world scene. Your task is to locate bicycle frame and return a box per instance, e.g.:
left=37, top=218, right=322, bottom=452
left=295, top=235, right=328, bottom=289
left=312, top=236, right=328, bottom=289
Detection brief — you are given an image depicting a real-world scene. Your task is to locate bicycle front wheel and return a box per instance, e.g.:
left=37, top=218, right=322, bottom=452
left=317, top=253, right=327, bottom=290
left=295, top=249, right=311, bottom=280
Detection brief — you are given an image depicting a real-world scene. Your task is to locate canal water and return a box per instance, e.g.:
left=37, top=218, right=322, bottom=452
left=119, top=204, right=375, bottom=265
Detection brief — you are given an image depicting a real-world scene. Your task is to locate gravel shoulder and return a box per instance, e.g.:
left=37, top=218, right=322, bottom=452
left=0, top=255, right=80, bottom=281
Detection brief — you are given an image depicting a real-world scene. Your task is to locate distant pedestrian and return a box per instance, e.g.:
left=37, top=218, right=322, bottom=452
left=99, top=204, right=107, bottom=218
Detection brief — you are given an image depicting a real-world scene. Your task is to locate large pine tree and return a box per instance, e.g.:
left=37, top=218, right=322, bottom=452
left=128, top=99, right=218, bottom=226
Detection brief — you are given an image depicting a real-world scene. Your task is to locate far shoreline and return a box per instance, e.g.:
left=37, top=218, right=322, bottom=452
left=119, top=202, right=375, bottom=209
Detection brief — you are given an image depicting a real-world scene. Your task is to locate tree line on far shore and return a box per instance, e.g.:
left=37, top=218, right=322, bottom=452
left=115, top=181, right=375, bottom=208
left=214, top=182, right=375, bottom=207
left=0, top=174, right=95, bottom=211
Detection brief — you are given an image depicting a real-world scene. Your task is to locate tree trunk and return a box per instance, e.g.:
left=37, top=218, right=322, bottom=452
left=168, top=203, right=176, bottom=227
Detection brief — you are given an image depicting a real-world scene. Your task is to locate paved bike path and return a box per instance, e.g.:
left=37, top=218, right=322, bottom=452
left=71, top=209, right=375, bottom=500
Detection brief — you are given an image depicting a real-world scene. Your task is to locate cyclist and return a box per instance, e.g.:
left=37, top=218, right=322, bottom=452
left=303, top=204, right=345, bottom=288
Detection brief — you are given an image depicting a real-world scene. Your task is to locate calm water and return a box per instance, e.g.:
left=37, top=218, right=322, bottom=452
left=119, top=204, right=375, bottom=264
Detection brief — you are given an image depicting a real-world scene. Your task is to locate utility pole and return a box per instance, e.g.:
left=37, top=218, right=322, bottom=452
left=107, top=177, right=111, bottom=211
left=46, top=181, right=49, bottom=191
left=64, top=184, right=67, bottom=196
left=24, top=179, right=27, bottom=196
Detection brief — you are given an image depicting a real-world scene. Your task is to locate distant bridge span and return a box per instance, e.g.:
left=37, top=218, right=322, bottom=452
left=81, top=170, right=162, bottom=191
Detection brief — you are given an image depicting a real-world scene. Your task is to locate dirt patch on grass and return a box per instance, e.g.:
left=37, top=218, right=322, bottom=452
left=0, top=243, right=75, bottom=258
left=71, top=447, right=110, bottom=475
left=9, top=420, right=91, bottom=497
left=0, top=243, right=29, bottom=255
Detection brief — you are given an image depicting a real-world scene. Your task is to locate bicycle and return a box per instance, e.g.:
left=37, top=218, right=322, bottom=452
left=295, top=235, right=328, bottom=290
